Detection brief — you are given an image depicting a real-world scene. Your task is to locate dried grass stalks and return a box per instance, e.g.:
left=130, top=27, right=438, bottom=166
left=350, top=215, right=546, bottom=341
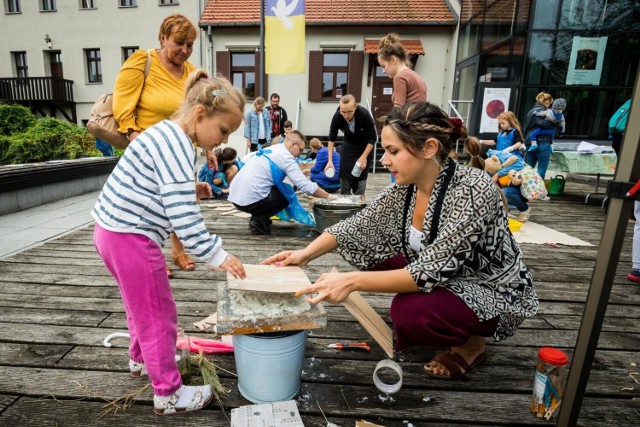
left=94, top=353, right=229, bottom=420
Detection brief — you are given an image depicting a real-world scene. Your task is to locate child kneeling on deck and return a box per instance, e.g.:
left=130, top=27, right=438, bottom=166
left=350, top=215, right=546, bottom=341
left=263, top=102, right=538, bottom=380
left=92, top=70, right=247, bottom=416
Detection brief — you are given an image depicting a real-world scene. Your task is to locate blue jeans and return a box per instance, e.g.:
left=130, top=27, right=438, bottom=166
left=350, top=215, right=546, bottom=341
left=503, top=186, right=529, bottom=211
left=525, top=140, right=552, bottom=180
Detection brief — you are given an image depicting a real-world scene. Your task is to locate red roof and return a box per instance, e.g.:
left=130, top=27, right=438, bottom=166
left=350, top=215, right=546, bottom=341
left=364, top=39, right=425, bottom=55
left=200, top=0, right=455, bottom=26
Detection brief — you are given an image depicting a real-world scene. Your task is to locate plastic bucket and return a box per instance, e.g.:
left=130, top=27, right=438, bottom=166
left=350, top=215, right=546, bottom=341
left=549, top=175, right=565, bottom=196
left=234, top=330, right=307, bottom=403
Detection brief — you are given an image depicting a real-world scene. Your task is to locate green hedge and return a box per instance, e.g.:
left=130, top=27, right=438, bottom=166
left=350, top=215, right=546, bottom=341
left=0, top=103, right=102, bottom=165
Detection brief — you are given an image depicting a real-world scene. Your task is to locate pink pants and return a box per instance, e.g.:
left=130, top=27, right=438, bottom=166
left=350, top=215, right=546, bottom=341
left=93, top=224, right=181, bottom=396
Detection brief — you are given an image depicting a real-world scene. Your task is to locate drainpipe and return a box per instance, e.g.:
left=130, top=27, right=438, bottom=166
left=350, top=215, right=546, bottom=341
left=208, top=25, right=214, bottom=76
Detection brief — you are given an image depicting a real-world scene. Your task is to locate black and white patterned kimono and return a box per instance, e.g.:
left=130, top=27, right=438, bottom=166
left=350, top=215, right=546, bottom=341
left=326, top=158, right=539, bottom=342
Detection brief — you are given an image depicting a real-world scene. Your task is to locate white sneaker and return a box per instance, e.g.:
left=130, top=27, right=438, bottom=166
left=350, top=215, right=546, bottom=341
left=154, top=385, right=213, bottom=416
left=129, top=360, right=147, bottom=378
left=539, top=196, right=551, bottom=201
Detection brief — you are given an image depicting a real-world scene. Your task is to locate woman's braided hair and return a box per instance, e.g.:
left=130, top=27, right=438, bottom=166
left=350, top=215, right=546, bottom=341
left=382, top=102, right=454, bottom=163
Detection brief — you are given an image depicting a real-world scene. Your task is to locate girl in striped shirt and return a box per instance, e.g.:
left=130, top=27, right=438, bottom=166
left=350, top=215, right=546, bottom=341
left=92, top=70, right=246, bottom=416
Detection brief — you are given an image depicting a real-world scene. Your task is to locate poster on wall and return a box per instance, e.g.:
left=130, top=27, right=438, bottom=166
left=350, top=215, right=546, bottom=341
left=479, top=87, right=511, bottom=134
left=566, top=36, right=608, bottom=85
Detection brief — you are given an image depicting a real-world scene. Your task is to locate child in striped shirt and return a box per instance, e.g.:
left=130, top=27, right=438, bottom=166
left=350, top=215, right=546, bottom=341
left=92, top=70, right=246, bottom=416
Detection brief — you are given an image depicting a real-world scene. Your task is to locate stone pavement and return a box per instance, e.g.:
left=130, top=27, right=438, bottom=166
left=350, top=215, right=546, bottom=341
left=0, top=191, right=99, bottom=259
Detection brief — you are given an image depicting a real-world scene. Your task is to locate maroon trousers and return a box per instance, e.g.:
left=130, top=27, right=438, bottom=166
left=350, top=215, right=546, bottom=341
left=372, top=253, right=498, bottom=351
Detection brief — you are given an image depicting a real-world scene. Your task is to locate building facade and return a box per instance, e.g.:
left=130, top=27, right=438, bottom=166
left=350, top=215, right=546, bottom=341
left=454, top=0, right=639, bottom=140
left=0, top=0, right=208, bottom=124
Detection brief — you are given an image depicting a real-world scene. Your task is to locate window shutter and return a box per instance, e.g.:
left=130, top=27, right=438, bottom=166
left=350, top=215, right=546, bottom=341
left=308, top=50, right=323, bottom=102
left=348, top=50, right=364, bottom=103
left=254, top=51, right=269, bottom=99
left=216, top=51, right=230, bottom=79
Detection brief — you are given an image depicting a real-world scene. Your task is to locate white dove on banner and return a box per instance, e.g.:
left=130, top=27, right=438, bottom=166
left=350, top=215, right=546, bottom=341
left=271, top=0, right=299, bottom=29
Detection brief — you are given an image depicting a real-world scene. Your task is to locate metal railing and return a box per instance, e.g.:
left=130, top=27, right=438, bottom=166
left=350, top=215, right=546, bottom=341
left=365, top=98, right=380, bottom=173
left=448, top=99, right=474, bottom=154
left=294, top=97, right=301, bottom=130
left=0, top=77, right=74, bottom=103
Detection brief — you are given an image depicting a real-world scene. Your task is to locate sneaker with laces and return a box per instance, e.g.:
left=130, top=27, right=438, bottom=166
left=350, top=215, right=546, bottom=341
left=129, top=360, right=147, bottom=378
left=628, top=269, right=640, bottom=283
left=154, top=385, right=213, bottom=416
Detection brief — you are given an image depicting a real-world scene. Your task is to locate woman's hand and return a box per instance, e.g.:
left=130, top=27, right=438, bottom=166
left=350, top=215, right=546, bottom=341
left=246, top=138, right=251, bottom=148
left=295, top=271, right=358, bottom=304
left=324, top=161, right=333, bottom=173
left=209, top=254, right=246, bottom=279
left=261, top=249, right=311, bottom=267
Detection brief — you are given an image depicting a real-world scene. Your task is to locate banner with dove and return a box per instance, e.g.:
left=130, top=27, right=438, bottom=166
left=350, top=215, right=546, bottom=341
left=265, top=0, right=305, bottom=74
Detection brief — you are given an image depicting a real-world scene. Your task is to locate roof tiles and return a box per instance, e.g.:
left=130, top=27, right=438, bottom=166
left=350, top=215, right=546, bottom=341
left=200, top=0, right=455, bottom=25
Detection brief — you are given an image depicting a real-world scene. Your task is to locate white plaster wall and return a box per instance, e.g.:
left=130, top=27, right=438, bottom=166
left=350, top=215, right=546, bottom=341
left=0, top=1, right=207, bottom=122
left=211, top=27, right=458, bottom=139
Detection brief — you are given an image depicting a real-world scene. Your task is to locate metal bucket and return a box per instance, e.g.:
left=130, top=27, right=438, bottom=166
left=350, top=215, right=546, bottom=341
left=312, top=196, right=366, bottom=233
left=233, top=330, right=307, bottom=403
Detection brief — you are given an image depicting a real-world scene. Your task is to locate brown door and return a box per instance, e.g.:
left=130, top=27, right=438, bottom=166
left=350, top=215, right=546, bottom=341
left=50, top=51, right=63, bottom=78
left=371, top=64, right=393, bottom=135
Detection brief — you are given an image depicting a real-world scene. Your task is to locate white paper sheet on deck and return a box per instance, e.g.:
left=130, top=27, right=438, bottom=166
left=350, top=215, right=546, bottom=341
left=513, top=221, right=592, bottom=246
left=227, top=264, right=312, bottom=293
left=231, top=400, right=303, bottom=427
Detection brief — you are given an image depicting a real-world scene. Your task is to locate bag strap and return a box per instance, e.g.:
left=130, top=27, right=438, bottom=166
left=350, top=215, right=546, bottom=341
left=399, top=159, right=456, bottom=256
left=427, top=160, right=456, bottom=245
left=143, top=50, right=151, bottom=82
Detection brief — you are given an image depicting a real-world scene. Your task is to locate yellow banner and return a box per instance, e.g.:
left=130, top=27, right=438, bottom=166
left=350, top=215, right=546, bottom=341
left=265, top=14, right=305, bottom=74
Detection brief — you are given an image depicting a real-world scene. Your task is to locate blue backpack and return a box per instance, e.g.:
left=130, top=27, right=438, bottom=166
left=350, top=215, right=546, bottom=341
left=608, top=99, right=631, bottom=135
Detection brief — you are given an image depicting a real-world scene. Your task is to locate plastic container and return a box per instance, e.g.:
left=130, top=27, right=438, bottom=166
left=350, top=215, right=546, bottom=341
left=530, top=347, right=569, bottom=420
left=549, top=175, right=565, bottom=196
left=325, top=167, right=335, bottom=178
left=234, top=330, right=307, bottom=403
left=176, top=327, right=192, bottom=384
left=351, top=162, right=363, bottom=177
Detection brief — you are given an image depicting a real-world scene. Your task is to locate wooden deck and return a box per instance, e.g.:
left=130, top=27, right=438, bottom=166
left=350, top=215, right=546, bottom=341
left=0, top=173, right=639, bottom=426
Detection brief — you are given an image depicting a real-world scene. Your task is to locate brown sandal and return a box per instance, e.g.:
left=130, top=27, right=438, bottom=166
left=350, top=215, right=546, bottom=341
left=172, top=253, right=196, bottom=271
left=423, top=349, right=486, bottom=380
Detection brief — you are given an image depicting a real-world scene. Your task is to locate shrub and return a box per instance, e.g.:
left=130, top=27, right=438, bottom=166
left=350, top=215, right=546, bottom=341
left=0, top=103, right=37, bottom=136
left=1, top=117, right=100, bottom=165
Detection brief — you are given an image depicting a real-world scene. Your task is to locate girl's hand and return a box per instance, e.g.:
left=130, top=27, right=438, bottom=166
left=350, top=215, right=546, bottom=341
left=196, top=182, right=213, bottom=200
left=209, top=254, right=246, bottom=279
left=295, top=271, right=357, bottom=304
left=261, top=250, right=310, bottom=267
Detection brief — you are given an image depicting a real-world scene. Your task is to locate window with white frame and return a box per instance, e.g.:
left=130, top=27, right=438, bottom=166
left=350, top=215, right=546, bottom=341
left=119, top=0, right=137, bottom=7
left=85, top=48, right=102, bottom=83
left=159, top=0, right=179, bottom=5
left=40, top=0, right=56, bottom=11
left=321, top=53, right=348, bottom=100
left=122, top=46, right=139, bottom=62
left=79, top=0, right=96, bottom=9
left=13, top=51, right=27, bottom=77
left=5, top=0, right=21, bottom=13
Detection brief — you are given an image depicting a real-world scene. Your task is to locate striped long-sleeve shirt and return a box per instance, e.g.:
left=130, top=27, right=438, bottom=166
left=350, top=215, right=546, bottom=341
left=92, top=120, right=227, bottom=267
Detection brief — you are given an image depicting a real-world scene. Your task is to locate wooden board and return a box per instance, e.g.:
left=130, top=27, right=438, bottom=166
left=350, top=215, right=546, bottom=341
left=215, top=281, right=326, bottom=335
left=227, top=264, right=311, bottom=293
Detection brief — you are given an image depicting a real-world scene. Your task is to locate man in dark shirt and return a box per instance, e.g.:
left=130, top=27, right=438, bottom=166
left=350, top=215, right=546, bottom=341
left=325, top=94, right=377, bottom=195
left=266, top=93, right=289, bottom=139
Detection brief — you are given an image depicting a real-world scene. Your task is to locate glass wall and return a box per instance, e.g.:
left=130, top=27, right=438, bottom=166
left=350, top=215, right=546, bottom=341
left=454, top=0, right=640, bottom=140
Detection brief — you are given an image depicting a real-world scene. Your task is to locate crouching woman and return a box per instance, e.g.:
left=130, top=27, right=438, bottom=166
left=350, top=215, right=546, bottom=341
left=262, top=102, right=538, bottom=379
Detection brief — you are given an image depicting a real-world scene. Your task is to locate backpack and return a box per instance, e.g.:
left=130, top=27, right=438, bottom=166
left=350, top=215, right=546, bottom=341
left=608, top=99, right=631, bottom=135
left=87, top=51, right=151, bottom=149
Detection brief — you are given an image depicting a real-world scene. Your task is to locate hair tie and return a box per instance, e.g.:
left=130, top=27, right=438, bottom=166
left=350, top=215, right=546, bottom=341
left=470, top=155, right=479, bottom=159
left=212, top=89, right=227, bottom=96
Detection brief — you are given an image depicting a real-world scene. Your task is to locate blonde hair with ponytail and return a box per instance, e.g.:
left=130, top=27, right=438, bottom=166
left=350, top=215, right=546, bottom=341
left=171, top=70, right=245, bottom=138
